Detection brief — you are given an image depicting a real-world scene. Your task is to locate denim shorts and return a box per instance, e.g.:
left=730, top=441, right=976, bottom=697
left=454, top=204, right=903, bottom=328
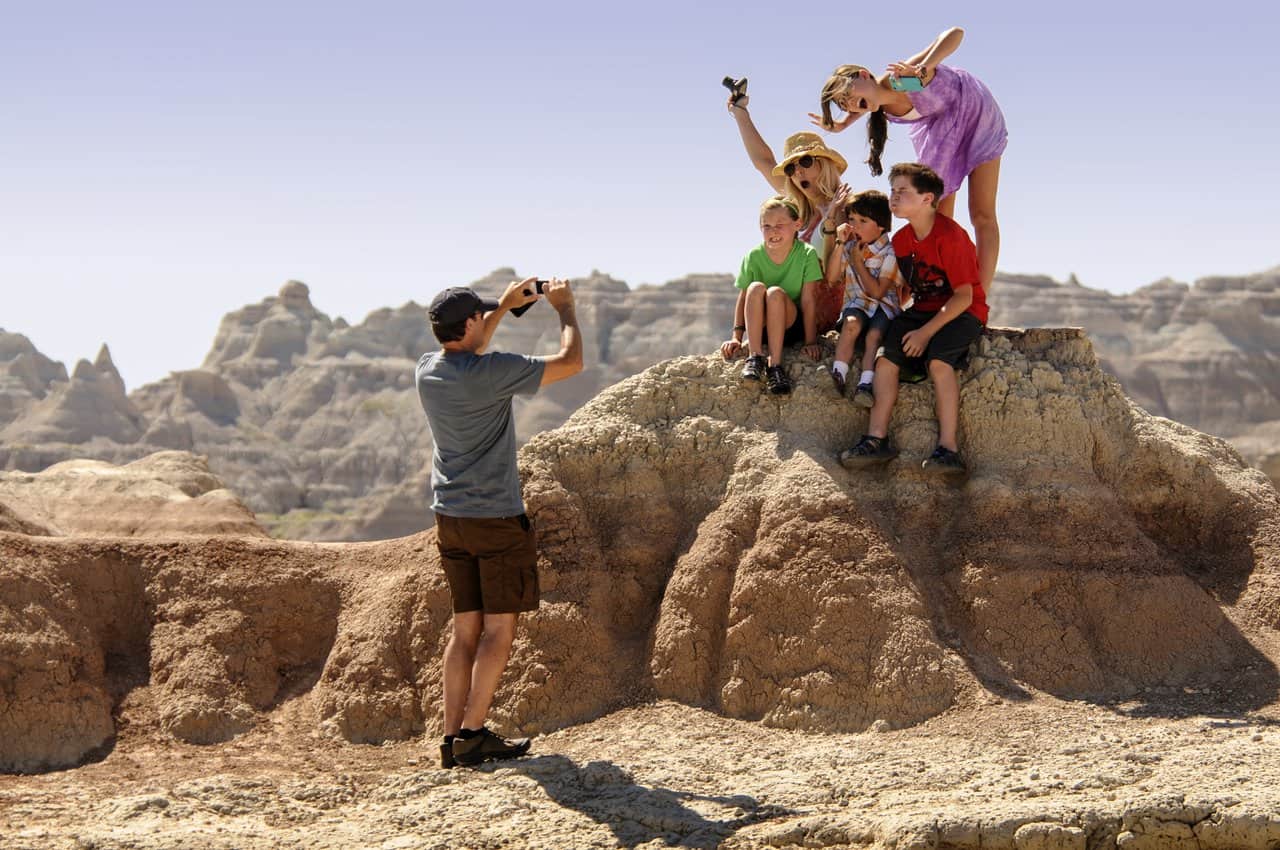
left=838, top=305, right=891, bottom=337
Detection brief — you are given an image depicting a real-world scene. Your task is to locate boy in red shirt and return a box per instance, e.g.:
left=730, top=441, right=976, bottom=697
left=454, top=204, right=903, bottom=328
left=839, top=162, right=987, bottom=474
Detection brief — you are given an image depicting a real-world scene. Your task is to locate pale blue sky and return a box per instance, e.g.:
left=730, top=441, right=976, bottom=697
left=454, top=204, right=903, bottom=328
left=3, top=0, right=1278, bottom=388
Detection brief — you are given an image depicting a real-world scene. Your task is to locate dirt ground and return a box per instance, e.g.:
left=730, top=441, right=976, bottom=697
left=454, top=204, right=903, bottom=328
left=3, top=681, right=1280, bottom=850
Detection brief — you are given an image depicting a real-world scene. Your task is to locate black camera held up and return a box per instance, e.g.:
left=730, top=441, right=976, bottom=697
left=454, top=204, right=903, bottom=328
left=722, top=76, right=748, bottom=106
left=509, top=280, right=548, bottom=318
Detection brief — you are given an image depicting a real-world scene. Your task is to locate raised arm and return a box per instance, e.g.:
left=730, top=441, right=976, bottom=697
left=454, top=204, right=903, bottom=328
left=896, top=27, right=964, bottom=74
left=476, top=276, right=539, bottom=353
left=537, top=278, right=584, bottom=386
left=727, top=95, right=787, bottom=194
left=827, top=225, right=852, bottom=286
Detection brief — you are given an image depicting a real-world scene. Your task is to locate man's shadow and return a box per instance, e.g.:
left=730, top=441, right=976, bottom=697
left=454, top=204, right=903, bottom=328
left=497, top=754, right=796, bottom=849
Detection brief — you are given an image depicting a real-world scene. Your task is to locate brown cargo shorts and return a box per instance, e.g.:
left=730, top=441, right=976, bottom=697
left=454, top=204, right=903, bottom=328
left=435, top=513, right=540, bottom=614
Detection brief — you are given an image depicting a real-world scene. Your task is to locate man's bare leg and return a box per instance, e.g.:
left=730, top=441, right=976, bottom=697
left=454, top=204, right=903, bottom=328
left=442, top=611, right=483, bottom=736
left=460, top=612, right=518, bottom=731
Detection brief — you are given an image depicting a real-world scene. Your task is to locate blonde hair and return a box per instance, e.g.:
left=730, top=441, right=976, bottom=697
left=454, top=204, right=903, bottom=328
left=784, top=157, right=843, bottom=225
left=759, top=195, right=800, bottom=220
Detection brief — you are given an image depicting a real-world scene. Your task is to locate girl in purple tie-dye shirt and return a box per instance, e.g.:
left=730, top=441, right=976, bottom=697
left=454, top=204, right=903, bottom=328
left=811, top=27, right=1007, bottom=293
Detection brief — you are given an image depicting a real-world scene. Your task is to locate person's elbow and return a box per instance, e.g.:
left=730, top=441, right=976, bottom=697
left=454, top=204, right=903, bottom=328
left=566, top=346, right=585, bottom=376
left=539, top=350, right=584, bottom=386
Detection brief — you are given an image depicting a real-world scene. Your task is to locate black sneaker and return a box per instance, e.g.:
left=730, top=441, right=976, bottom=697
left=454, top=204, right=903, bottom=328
left=440, top=738, right=456, bottom=769
left=921, top=445, right=967, bottom=475
left=852, top=382, right=874, bottom=408
left=839, top=434, right=898, bottom=469
left=741, top=354, right=766, bottom=381
left=829, top=367, right=847, bottom=395
left=451, top=727, right=532, bottom=767
left=766, top=364, right=791, bottom=395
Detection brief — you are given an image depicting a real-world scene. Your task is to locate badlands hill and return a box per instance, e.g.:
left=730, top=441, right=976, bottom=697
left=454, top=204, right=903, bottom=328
left=1, top=266, right=1278, bottom=541
left=2, top=329, right=1280, bottom=848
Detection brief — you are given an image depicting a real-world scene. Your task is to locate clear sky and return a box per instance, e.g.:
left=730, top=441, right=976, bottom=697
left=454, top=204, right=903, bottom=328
left=4, top=0, right=1278, bottom=389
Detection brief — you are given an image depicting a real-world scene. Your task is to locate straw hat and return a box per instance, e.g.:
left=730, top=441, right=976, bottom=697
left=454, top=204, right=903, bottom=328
left=771, top=132, right=848, bottom=178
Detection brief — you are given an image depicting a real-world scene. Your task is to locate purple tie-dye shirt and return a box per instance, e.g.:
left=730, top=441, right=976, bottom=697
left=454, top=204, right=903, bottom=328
left=885, top=64, right=1008, bottom=198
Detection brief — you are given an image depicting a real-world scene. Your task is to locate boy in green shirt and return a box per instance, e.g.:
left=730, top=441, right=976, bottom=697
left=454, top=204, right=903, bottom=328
left=720, top=196, right=824, bottom=395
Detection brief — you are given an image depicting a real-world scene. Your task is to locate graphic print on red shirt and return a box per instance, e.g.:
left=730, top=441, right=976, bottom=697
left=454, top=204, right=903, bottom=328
left=891, top=214, right=988, bottom=324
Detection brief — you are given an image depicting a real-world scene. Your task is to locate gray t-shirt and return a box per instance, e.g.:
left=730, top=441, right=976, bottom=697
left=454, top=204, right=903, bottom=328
left=415, top=349, right=546, bottom=518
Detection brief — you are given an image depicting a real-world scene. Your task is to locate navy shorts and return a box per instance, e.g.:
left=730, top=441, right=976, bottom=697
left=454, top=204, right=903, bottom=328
left=838, top=305, right=892, bottom=337
left=881, top=308, right=982, bottom=372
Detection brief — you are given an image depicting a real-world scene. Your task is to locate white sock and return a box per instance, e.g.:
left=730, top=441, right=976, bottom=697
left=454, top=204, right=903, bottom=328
left=832, top=361, right=849, bottom=378
left=860, top=370, right=875, bottom=385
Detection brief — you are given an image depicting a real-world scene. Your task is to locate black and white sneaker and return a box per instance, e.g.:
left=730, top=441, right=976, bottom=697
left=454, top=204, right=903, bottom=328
left=829, top=367, right=847, bottom=395
left=839, top=434, right=899, bottom=469
left=766, top=364, right=792, bottom=395
left=852, top=382, right=875, bottom=408
left=451, top=727, right=532, bottom=767
left=921, top=445, right=967, bottom=476
left=742, top=354, right=767, bottom=381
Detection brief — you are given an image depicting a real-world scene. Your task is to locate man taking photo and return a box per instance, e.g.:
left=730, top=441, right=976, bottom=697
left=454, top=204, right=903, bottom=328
left=415, top=275, right=582, bottom=768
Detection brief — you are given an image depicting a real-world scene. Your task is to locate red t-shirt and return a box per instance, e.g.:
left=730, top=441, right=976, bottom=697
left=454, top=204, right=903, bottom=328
left=891, top=214, right=988, bottom=324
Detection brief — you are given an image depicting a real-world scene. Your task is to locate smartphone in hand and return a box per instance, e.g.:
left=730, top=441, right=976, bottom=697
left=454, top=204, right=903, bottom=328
left=510, top=280, right=548, bottom=317
left=889, top=75, right=924, bottom=92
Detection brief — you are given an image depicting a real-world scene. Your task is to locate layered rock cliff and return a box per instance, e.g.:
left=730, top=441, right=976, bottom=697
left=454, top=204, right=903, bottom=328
left=1, top=266, right=1278, bottom=541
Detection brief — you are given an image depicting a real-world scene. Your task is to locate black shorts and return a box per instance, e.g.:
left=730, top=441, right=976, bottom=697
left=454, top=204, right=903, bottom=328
left=881, top=308, right=982, bottom=372
left=435, top=513, right=540, bottom=614
left=839, top=305, right=892, bottom=337
left=758, top=302, right=807, bottom=348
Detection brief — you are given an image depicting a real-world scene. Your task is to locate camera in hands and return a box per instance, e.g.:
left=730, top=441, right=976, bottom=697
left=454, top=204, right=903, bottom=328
left=722, top=76, right=748, bottom=105
left=510, top=280, right=549, bottom=318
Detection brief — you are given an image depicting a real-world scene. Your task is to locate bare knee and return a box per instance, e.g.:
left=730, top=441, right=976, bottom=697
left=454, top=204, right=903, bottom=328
left=969, top=204, right=999, bottom=232
left=928, top=358, right=955, bottom=380
left=746, top=281, right=767, bottom=300
left=480, top=614, right=517, bottom=648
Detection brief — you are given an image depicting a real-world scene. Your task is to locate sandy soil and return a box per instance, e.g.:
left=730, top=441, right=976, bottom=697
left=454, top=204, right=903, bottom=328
left=3, top=686, right=1279, bottom=850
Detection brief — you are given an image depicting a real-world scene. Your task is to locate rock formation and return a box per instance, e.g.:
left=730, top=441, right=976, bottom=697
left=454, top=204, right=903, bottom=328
left=1, top=267, right=1278, bottom=541
left=2, top=329, right=1278, bottom=776
left=989, top=267, right=1280, bottom=470
left=0, top=451, right=265, bottom=539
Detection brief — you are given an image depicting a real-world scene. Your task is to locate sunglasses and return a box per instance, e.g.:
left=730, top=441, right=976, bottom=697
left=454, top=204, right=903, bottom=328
left=783, top=154, right=816, bottom=177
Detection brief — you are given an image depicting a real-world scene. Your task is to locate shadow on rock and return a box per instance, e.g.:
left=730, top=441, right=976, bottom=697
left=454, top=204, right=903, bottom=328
left=502, top=754, right=795, bottom=849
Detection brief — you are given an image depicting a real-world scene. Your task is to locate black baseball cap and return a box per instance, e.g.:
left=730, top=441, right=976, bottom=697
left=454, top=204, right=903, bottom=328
left=428, top=287, right=500, bottom=325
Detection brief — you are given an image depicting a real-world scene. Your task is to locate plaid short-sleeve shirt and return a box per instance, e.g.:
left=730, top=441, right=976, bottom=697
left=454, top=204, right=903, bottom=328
left=841, top=233, right=903, bottom=319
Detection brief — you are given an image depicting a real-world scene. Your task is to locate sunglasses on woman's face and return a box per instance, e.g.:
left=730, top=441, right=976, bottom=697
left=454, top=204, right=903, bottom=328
left=783, top=154, right=816, bottom=177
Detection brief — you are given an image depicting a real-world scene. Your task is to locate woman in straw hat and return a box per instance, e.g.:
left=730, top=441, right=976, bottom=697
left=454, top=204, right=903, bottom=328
left=728, top=94, right=851, bottom=355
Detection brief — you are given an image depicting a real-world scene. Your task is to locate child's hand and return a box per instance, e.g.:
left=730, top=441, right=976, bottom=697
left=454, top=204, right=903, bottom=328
left=727, top=92, right=750, bottom=113
left=901, top=327, right=934, bottom=358
left=887, top=62, right=933, bottom=85
left=721, top=338, right=742, bottom=360
left=808, top=111, right=854, bottom=133
left=801, top=341, right=822, bottom=361
left=835, top=222, right=857, bottom=245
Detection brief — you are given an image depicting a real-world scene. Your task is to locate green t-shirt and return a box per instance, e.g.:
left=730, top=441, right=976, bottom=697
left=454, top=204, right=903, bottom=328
left=735, top=240, right=823, bottom=302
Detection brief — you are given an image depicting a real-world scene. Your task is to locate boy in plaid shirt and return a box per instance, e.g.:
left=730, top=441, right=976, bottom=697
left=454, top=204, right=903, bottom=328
left=824, top=190, right=905, bottom=407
